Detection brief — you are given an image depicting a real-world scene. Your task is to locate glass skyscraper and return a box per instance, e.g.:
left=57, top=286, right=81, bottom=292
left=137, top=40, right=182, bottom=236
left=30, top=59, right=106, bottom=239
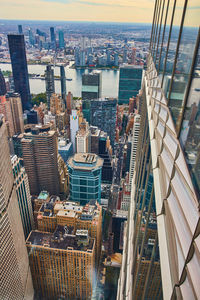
left=117, top=1, right=200, bottom=299
left=118, top=65, right=143, bottom=104
left=68, top=153, right=103, bottom=205
left=8, top=34, right=31, bottom=111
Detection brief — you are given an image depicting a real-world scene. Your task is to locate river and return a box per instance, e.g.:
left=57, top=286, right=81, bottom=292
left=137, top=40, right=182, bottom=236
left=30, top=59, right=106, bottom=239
left=0, top=63, right=119, bottom=98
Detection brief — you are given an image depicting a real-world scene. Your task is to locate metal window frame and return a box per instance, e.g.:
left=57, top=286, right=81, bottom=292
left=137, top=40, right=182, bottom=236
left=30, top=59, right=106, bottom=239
left=153, top=0, right=164, bottom=60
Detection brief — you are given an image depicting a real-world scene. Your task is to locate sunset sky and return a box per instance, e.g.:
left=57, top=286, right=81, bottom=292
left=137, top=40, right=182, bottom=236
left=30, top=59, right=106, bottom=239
left=0, top=0, right=155, bottom=23
left=1, top=0, right=200, bottom=26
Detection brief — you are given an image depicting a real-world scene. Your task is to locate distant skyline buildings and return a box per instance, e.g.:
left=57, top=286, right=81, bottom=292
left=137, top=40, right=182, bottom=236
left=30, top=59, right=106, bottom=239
left=8, top=34, right=31, bottom=111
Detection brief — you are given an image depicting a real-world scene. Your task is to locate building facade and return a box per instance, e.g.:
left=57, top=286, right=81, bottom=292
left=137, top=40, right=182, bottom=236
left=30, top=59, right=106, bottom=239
left=0, top=115, right=34, bottom=300
left=45, top=65, right=55, bottom=109
left=68, top=153, right=103, bottom=205
left=90, top=98, right=117, bottom=148
left=11, top=155, right=34, bottom=239
left=21, top=126, right=60, bottom=196
left=118, top=65, right=143, bottom=104
left=82, top=71, right=102, bottom=100
left=26, top=226, right=95, bottom=300
left=118, top=2, right=200, bottom=299
left=8, top=34, right=31, bottom=111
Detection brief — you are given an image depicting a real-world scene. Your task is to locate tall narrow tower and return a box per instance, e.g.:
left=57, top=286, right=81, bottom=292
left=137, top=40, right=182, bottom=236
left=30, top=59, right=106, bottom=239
left=60, top=66, right=66, bottom=107
left=8, top=34, right=31, bottom=111
left=0, top=115, right=34, bottom=300
left=45, top=65, right=55, bottom=109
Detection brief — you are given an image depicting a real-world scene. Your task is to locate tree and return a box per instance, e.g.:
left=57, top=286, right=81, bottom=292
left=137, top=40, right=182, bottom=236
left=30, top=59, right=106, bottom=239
left=31, top=93, right=47, bottom=106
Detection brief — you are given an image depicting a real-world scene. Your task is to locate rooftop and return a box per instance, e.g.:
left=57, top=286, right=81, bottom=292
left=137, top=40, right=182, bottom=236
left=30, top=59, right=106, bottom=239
left=68, top=153, right=103, bottom=170
left=26, top=225, right=94, bottom=252
left=38, top=191, right=49, bottom=201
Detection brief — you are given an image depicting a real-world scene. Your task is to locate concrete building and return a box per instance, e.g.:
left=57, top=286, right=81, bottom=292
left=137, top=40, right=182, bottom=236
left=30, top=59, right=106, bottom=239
left=21, top=126, right=60, bottom=195
left=76, top=120, right=91, bottom=153
left=70, top=109, right=79, bottom=152
left=58, top=138, right=73, bottom=163
left=11, top=155, right=34, bottom=239
left=68, top=153, right=103, bottom=205
left=8, top=34, right=31, bottom=110
left=26, top=226, right=95, bottom=300
left=129, top=114, right=140, bottom=185
left=0, top=115, right=34, bottom=300
left=0, top=92, right=24, bottom=137
left=118, top=64, right=143, bottom=104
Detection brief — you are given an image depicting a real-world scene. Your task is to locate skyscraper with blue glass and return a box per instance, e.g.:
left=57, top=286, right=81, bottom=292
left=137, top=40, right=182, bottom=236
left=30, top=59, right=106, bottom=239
left=68, top=153, right=103, bottom=205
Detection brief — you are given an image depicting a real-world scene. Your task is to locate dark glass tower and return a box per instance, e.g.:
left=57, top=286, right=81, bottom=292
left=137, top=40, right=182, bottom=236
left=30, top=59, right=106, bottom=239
left=45, top=65, right=55, bottom=109
left=50, top=27, right=55, bottom=44
left=0, top=69, right=6, bottom=95
left=8, top=34, right=31, bottom=111
left=60, top=66, right=66, bottom=107
left=59, top=30, right=65, bottom=49
left=118, top=65, right=143, bottom=104
left=18, top=25, right=23, bottom=34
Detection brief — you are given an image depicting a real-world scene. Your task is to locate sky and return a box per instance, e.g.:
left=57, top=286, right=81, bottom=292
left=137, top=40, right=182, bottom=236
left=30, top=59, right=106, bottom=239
left=0, top=0, right=156, bottom=23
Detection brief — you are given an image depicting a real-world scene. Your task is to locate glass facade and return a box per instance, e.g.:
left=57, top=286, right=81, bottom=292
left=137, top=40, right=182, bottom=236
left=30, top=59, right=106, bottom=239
left=150, top=0, right=200, bottom=200
left=118, top=66, right=143, bottom=104
left=68, top=162, right=102, bottom=205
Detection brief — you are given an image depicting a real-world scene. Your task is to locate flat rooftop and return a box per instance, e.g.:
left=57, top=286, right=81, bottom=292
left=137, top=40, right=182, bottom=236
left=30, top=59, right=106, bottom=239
left=27, top=225, right=94, bottom=252
left=68, top=153, right=103, bottom=170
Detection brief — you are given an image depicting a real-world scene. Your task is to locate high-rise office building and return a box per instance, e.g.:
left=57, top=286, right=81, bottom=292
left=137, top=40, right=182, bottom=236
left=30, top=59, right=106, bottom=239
left=50, top=26, right=55, bottom=43
left=90, top=98, right=117, bottom=147
left=66, top=91, right=72, bottom=114
left=0, top=115, right=34, bottom=300
left=117, top=2, right=200, bottom=299
left=50, top=93, right=64, bottom=115
left=36, top=200, right=102, bottom=265
left=114, top=52, right=119, bottom=67
left=0, top=92, right=24, bottom=137
left=60, top=65, right=66, bottom=106
left=68, top=153, right=103, bottom=205
left=58, top=30, right=65, bottom=49
left=26, top=226, right=95, bottom=300
left=70, top=109, right=79, bottom=152
left=11, top=155, right=34, bottom=239
left=45, top=65, right=55, bottom=109
left=82, top=71, right=102, bottom=100
left=76, top=120, right=91, bottom=153
left=18, top=24, right=23, bottom=34
left=118, top=64, right=143, bottom=104
left=21, top=126, right=60, bottom=195
left=129, top=114, right=140, bottom=185
left=8, top=34, right=31, bottom=110
left=0, top=69, right=6, bottom=96
left=27, top=109, right=38, bottom=124
left=28, top=28, right=35, bottom=46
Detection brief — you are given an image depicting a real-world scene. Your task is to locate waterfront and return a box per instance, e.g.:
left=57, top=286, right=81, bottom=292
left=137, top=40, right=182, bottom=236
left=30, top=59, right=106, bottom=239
left=0, top=63, right=119, bottom=98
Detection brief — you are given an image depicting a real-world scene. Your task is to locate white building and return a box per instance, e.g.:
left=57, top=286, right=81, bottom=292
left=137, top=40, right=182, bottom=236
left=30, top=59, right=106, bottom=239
left=70, top=110, right=79, bottom=152
left=129, top=114, right=140, bottom=185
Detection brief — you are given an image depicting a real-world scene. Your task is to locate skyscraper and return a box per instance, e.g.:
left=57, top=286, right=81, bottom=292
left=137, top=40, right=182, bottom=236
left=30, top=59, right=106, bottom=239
left=21, top=126, right=60, bottom=196
left=129, top=114, right=140, bottom=185
left=68, top=153, right=103, bottom=205
left=117, top=2, right=200, bottom=299
left=26, top=226, right=95, bottom=300
left=82, top=71, right=102, bottom=100
left=18, top=24, right=23, bottom=34
left=50, top=26, right=55, bottom=46
left=0, top=92, right=24, bottom=137
left=70, top=109, right=79, bottom=152
left=58, top=30, right=65, bottom=49
left=90, top=98, right=117, bottom=147
left=118, top=64, right=143, bottom=104
left=11, top=155, right=34, bottom=239
left=0, top=115, right=34, bottom=300
left=0, top=69, right=6, bottom=96
left=8, top=34, right=31, bottom=110
left=45, top=65, right=55, bottom=109
left=60, top=65, right=66, bottom=106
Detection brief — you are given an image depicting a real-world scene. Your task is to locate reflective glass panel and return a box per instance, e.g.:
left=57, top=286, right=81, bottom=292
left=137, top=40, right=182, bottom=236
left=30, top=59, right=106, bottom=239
left=158, top=0, right=174, bottom=80
left=168, top=2, right=200, bottom=129
left=179, top=41, right=200, bottom=200
left=162, top=0, right=185, bottom=97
